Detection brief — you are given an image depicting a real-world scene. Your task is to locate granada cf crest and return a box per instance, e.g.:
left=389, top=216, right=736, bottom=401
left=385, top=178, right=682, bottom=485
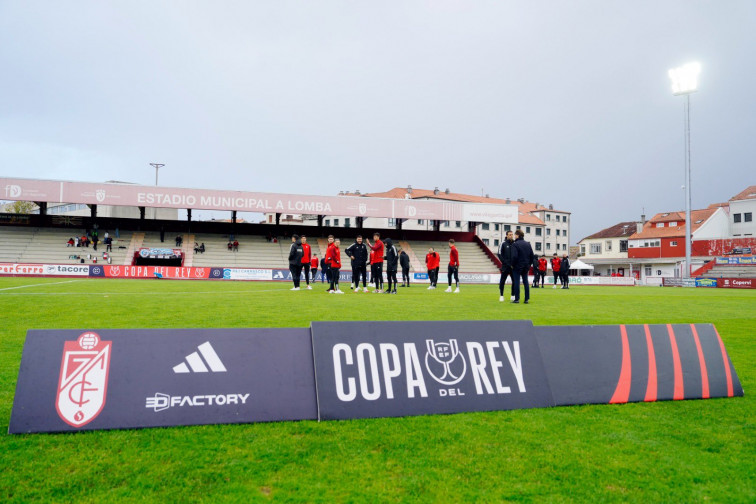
left=56, top=332, right=112, bottom=428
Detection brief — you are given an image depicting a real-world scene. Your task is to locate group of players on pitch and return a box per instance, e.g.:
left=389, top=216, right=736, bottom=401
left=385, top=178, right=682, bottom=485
left=288, top=229, right=569, bottom=303
left=287, top=232, right=461, bottom=295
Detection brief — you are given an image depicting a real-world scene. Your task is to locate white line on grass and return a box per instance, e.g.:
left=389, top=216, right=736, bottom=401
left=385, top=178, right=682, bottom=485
left=0, top=280, right=80, bottom=291
left=0, top=287, right=296, bottom=296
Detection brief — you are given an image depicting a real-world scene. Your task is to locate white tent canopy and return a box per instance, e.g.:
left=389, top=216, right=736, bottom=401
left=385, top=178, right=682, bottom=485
left=569, top=259, right=594, bottom=270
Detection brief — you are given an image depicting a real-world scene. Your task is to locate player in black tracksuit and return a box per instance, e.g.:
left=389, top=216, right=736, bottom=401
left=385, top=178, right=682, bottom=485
left=384, top=238, right=398, bottom=294
left=399, top=248, right=411, bottom=287
left=346, top=236, right=369, bottom=291
left=288, top=235, right=304, bottom=290
left=498, top=231, right=517, bottom=301
left=560, top=254, right=570, bottom=289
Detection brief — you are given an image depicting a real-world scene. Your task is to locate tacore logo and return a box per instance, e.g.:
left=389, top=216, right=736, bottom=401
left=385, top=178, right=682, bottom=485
left=173, top=342, right=227, bottom=373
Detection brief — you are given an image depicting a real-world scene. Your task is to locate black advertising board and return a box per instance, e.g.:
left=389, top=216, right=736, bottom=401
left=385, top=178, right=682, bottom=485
left=9, top=328, right=317, bottom=434
left=536, top=323, right=744, bottom=406
left=311, top=320, right=555, bottom=420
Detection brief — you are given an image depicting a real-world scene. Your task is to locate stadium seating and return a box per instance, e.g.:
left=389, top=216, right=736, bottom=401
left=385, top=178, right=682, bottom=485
left=0, top=227, right=131, bottom=266
left=701, top=265, right=756, bottom=278
left=0, top=227, right=501, bottom=273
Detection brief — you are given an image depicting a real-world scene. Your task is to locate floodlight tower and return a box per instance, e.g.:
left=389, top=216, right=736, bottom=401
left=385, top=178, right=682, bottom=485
left=150, top=163, right=164, bottom=186
left=668, top=62, right=700, bottom=278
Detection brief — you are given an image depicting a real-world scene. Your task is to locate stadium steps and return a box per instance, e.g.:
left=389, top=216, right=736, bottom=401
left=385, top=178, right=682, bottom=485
left=0, top=226, right=36, bottom=263
left=409, top=240, right=500, bottom=274
left=0, top=227, right=131, bottom=266
left=181, top=234, right=195, bottom=267
left=124, top=233, right=145, bottom=265
left=398, top=241, right=423, bottom=272
left=702, top=265, right=756, bottom=278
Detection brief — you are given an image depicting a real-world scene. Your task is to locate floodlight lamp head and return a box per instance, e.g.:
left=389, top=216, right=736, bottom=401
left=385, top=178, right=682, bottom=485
left=669, top=62, right=701, bottom=95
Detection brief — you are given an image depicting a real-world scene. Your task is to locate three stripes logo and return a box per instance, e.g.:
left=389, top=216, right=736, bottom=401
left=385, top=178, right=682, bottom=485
left=173, top=342, right=227, bottom=374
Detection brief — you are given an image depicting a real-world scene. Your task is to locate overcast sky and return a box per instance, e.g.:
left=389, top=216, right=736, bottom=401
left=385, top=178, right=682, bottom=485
left=1, top=1, right=754, bottom=241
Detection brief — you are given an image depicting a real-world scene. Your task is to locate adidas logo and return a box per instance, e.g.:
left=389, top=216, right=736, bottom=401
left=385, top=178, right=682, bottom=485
left=173, top=342, right=227, bottom=373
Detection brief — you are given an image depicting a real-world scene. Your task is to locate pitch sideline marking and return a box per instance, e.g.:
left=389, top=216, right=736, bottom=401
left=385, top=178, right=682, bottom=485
left=0, top=280, right=80, bottom=291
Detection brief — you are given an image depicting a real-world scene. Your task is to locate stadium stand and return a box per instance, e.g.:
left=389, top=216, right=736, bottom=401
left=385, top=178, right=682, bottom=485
left=0, top=226, right=501, bottom=272
left=0, top=227, right=132, bottom=265
left=701, top=264, right=756, bottom=278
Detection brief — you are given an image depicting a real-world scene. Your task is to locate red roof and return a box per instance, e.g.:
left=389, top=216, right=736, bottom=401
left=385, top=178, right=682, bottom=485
left=343, top=187, right=570, bottom=226
left=730, top=185, right=756, bottom=202
left=580, top=221, right=637, bottom=242
left=629, top=208, right=716, bottom=239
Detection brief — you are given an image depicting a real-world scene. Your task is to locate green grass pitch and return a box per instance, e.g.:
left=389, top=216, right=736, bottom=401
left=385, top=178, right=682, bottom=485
left=0, top=277, right=754, bottom=503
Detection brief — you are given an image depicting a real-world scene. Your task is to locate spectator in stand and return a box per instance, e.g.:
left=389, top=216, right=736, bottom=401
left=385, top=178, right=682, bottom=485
left=384, top=238, right=398, bottom=294
left=326, top=238, right=344, bottom=294
left=176, top=235, right=182, bottom=247
left=498, top=230, right=517, bottom=302
left=300, top=235, right=312, bottom=289
left=233, top=240, right=239, bottom=251
left=446, top=239, right=460, bottom=293
left=399, top=247, right=411, bottom=287
left=426, top=247, right=440, bottom=290
left=366, top=233, right=385, bottom=293
left=288, top=234, right=304, bottom=291
left=81, top=235, right=89, bottom=247
left=537, top=255, right=547, bottom=288
left=311, top=254, right=319, bottom=283
left=511, top=229, right=534, bottom=304
left=346, top=235, right=369, bottom=292
left=67, top=238, right=75, bottom=247
left=561, top=253, right=571, bottom=289
left=105, top=235, right=113, bottom=252
left=551, top=253, right=562, bottom=289
left=199, top=243, right=205, bottom=254
left=228, top=241, right=233, bottom=251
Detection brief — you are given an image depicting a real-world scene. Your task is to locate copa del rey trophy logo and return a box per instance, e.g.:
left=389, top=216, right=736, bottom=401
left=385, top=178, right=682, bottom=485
left=56, top=332, right=112, bottom=428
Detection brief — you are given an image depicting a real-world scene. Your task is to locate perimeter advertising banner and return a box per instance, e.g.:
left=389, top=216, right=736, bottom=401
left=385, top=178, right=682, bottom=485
left=310, top=321, right=555, bottom=420
left=9, top=329, right=317, bottom=434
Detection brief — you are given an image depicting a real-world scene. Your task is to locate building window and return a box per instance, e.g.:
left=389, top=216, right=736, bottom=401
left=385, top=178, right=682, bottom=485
left=418, top=219, right=424, bottom=225
left=504, top=225, right=511, bottom=231
left=535, top=228, right=542, bottom=236
left=345, top=218, right=351, bottom=228
left=494, top=239, right=500, bottom=247
left=656, top=223, right=664, bottom=228
left=734, top=213, right=741, bottom=223
left=482, top=223, right=490, bottom=230
left=516, top=225, right=521, bottom=230
left=620, top=240, right=628, bottom=253
left=671, top=241, right=678, bottom=246
left=325, top=219, right=330, bottom=226
left=580, top=244, right=586, bottom=255
left=546, top=229, right=551, bottom=236
left=669, top=221, right=677, bottom=227
left=745, top=212, right=753, bottom=222
left=334, top=219, right=339, bottom=226
left=645, top=267, right=652, bottom=276
left=455, top=221, right=461, bottom=228
left=536, top=242, right=542, bottom=251
left=388, top=218, right=395, bottom=226
left=444, top=220, right=450, bottom=227
left=546, top=214, right=551, bottom=221
left=494, top=224, right=500, bottom=231
left=590, top=243, right=602, bottom=254
left=526, top=226, right=531, bottom=233
left=546, top=243, right=551, bottom=250
left=606, top=240, right=612, bottom=251
left=483, top=238, right=490, bottom=245
left=563, top=216, right=568, bottom=223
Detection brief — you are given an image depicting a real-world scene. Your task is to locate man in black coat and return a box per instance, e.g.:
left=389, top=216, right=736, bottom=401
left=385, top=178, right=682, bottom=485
left=560, top=253, right=571, bottom=289
left=511, top=229, right=534, bottom=304
left=345, top=235, right=369, bottom=292
left=384, top=238, right=398, bottom=294
left=498, top=230, right=517, bottom=302
left=399, top=247, right=411, bottom=287
left=288, top=234, right=304, bottom=291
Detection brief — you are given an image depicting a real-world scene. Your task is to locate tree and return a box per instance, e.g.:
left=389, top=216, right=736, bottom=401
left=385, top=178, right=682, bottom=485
left=3, top=201, right=37, bottom=214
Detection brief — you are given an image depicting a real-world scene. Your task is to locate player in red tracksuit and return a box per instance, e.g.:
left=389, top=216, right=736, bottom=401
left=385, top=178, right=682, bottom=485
left=366, top=232, right=384, bottom=292
left=310, top=254, right=319, bottom=284
left=551, top=253, right=561, bottom=288
left=446, top=239, right=460, bottom=293
left=301, top=235, right=312, bottom=289
left=537, top=256, right=547, bottom=287
left=324, top=235, right=335, bottom=291
left=326, top=238, right=343, bottom=293
left=426, top=247, right=440, bottom=289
